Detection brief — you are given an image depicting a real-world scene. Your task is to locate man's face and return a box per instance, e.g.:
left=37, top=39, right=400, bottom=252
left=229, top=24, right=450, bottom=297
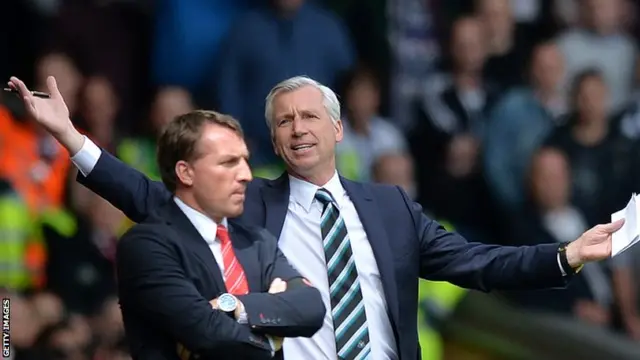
left=531, top=150, right=570, bottom=210
left=152, top=88, right=194, bottom=133
left=346, top=77, right=380, bottom=123
left=531, top=45, right=564, bottom=92
left=576, top=76, right=608, bottom=122
left=373, top=154, right=416, bottom=199
left=451, top=18, right=486, bottom=73
left=271, top=85, right=343, bottom=179
left=182, top=124, right=252, bottom=219
left=585, top=0, right=621, bottom=34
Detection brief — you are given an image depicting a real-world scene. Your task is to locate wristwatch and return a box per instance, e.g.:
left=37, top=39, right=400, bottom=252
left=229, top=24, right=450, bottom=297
left=558, top=242, right=584, bottom=275
left=217, top=293, right=239, bottom=313
left=218, top=293, right=249, bottom=324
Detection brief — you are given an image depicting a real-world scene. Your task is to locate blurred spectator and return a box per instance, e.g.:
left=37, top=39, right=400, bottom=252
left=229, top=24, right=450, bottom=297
left=612, top=58, right=640, bottom=140
left=484, top=42, right=566, bottom=213
left=0, top=98, right=70, bottom=214
left=371, top=152, right=416, bottom=199
left=0, top=180, right=45, bottom=291
left=411, top=16, right=499, bottom=242
left=91, top=297, right=127, bottom=359
left=35, top=53, right=83, bottom=118
left=216, top=0, right=354, bottom=166
left=543, top=69, right=640, bottom=227
left=475, top=0, right=536, bottom=89
left=509, top=148, right=640, bottom=338
left=44, top=192, right=122, bottom=315
left=117, top=86, right=195, bottom=180
left=555, top=0, right=637, bottom=112
left=388, top=0, right=442, bottom=131
left=81, top=76, right=120, bottom=151
left=505, top=149, right=614, bottom=326
left=336, top=66, right=406, bottom=181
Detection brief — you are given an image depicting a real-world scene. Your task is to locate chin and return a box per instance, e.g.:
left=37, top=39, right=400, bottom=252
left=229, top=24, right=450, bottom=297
left=228, top=205, right=244, bottom=218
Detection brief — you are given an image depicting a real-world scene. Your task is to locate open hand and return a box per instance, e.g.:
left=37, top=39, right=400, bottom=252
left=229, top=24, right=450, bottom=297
left=7, top=76, right=84, bottom=153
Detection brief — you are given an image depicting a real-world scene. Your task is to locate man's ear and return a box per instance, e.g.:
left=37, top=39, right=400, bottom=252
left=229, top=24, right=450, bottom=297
left=334, top=118, right=343, bottom=143
left=175, top=160, right=194, bottom=187
left=271, top=134, right=281, bottom=156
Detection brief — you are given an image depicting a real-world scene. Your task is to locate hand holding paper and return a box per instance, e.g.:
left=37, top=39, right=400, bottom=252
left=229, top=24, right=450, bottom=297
left=611, top=194, right=639, bottom=257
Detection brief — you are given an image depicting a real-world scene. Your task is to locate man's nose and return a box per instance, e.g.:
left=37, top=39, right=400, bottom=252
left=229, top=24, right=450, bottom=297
left=237, top=160, right=253, bottom=183
left=291, top=117, right=307, bottom=136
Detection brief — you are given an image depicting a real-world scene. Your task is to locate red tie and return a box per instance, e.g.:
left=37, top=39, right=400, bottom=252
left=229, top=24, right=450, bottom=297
left=217, top=225, right=249, bottom=295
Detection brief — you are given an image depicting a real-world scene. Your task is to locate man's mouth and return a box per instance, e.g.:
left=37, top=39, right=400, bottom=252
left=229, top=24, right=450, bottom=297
left=291, top=144, right=315, bottom=151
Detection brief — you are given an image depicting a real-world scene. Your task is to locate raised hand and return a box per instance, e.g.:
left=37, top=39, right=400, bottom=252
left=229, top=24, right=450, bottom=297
left=7, top=76, right=84, bottom=154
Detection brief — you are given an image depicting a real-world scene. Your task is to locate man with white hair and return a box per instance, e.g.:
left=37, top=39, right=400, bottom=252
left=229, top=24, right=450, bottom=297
left=8, top=74, right=625, bottom=360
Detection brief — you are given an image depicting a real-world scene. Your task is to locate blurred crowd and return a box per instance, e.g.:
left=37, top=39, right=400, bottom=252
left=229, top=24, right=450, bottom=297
left=3, top=0, right=640, bottom=358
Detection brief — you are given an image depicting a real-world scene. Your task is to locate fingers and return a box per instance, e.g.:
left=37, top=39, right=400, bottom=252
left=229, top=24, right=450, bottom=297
left=268, top=278, right=287, bottom=294
left=8, top=76, right=32, bottom=99
left=600, top=218, right=625, bottom=233
left=46, top=76, right=63, bottom=100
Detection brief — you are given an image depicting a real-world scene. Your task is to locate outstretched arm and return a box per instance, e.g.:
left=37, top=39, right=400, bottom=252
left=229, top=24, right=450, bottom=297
left=400, top=187, right=622, bottom=291
left=7, top=76, right=170, bottom=223
left=73, top=138, right=170, bottom=223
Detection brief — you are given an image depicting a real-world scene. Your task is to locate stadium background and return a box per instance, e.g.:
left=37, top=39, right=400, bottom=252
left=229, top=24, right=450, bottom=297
left=2, top=0, right=640, bottom=359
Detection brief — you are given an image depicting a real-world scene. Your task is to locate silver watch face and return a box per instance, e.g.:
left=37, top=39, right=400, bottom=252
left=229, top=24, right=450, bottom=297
left=218, top=293, right=237, bottom=312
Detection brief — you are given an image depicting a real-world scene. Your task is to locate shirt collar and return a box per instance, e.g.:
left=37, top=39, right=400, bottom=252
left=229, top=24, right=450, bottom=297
left=173, top=196, right=228, bottom=245
left=288, top=171, right=345, bottom=212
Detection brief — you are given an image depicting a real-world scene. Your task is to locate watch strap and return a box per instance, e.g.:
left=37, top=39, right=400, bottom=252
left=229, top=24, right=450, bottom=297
left=558, top=242, right=583, bottom=275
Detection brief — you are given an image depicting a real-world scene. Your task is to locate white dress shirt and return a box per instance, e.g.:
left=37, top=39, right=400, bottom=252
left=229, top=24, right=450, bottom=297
left=278, top=173, right=397, bottom=360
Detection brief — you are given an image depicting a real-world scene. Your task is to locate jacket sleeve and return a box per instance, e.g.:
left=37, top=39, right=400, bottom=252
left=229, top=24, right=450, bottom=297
left=399, top=187, right=569, bottom=291
left=117, top=225, right=272, bottom=358
left=77, top=150, right=170, bottom=223
left=237, top=230, right=326, bottom=338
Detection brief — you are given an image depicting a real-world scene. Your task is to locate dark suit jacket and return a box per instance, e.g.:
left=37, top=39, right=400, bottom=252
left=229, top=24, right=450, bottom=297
left=117, top=200, right=325, bottom=360
left=79, top=152, right=569, bottom=360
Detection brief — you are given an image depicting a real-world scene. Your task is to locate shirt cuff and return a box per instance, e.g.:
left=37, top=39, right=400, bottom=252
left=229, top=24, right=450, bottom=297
left=70, top=136, right=102, bottom=177
left=557, top=252, right=567, bottom=276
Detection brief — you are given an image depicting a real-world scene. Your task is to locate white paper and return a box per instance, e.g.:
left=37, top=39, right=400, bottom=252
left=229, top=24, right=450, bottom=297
left=611, top=194, right=640, bottom=257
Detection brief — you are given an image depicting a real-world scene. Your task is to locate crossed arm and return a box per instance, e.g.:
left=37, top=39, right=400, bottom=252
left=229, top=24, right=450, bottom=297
left=117, top=226, right=273, bottom=358
left=119, top=225, right=324, bottom=356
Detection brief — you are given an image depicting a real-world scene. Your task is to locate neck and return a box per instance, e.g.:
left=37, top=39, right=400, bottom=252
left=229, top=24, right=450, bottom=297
left=572, top=119, right=608, bottom=145
left=534, top=88, right=559, bottom=107
left=488, top=33, right=513, bottom=56
left=453, top=72, right=481, bottom=90
left=287, top=164, right=336, bottom=187
left=174, top=191, right=223, bottom=223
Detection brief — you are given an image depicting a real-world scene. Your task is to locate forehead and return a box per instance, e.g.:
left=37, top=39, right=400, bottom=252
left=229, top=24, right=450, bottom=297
left=272, top=85, right=325, bottom=114
left=196, top=123, right=248, bottom=156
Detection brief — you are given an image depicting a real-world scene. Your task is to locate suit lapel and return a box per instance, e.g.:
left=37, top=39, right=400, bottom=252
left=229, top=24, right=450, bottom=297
left=227, top=222, right=262, bottom=293
left=340, top=177, right=401, bottom=335
left=164, top=202, right=227, bottom=292
left=261, top=173, right=290, bottom=239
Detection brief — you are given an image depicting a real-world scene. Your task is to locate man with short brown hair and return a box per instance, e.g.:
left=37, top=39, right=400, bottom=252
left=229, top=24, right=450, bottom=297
left=7, top=75, right=325, bottom=360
